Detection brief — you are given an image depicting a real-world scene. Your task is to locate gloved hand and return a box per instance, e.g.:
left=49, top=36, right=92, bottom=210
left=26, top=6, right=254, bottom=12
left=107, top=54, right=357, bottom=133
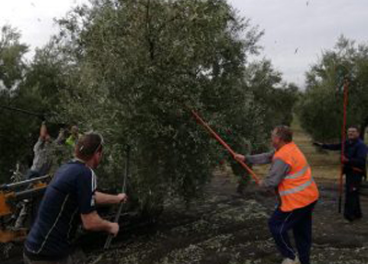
left=313, top=142, right=323, bottom=147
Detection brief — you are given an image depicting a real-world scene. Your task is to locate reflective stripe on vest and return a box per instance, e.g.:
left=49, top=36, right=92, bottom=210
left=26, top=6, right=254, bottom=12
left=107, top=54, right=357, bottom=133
left=284, top=165, right=310, bottom=180
left=279, top=178, right=314, bottom=196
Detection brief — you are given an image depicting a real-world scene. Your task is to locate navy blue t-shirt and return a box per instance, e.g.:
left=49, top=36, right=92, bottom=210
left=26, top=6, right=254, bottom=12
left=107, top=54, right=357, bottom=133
left=25, top=160, right=97, bottom=260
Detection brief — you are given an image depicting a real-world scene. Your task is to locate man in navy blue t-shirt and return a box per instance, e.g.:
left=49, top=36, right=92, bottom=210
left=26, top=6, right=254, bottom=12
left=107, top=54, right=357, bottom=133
left=24, top=132, right=128, bottom=264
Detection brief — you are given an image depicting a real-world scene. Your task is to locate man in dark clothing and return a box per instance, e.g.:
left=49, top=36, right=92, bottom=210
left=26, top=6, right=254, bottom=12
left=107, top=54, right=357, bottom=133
left=314, top=126, right=367, bottom=222
left=24, top=132, right=128, bottom=264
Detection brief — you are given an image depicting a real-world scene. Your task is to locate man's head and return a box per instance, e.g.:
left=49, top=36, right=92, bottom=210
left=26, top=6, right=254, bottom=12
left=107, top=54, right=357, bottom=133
left=75, top=132, right=104, bottom=168
left=347, top=126, right=360, bottom=141
left=70, top=125, right=79, bottom=137
left=271, top=125, right=293, bottom=149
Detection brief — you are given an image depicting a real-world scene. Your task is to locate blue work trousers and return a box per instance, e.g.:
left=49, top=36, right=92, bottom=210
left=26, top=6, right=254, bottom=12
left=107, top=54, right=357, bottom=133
left=268, top=201, right=317, bottom=264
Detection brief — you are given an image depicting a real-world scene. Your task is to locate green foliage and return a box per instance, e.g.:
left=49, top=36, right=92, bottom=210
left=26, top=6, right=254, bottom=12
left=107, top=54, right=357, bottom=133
left=297, top=36, right=368, bottom=141
left=0, top=25, right=28, bottom=90
left=245, top=60, right=299, bottom=130
left=0, top=27, right=70, bottom=182
left=52, top=0, right=274, bottom=211
left=0, top=1, right=298, bottom=216
left=22, top=40, right=69, bottom=114
left=0, top=25, right=36, bottom=182
left=0, top=93, right=41, bottom=182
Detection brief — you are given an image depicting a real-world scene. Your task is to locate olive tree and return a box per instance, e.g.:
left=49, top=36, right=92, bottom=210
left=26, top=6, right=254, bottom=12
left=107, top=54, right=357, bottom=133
left=46, top=0, right=293, bottom=215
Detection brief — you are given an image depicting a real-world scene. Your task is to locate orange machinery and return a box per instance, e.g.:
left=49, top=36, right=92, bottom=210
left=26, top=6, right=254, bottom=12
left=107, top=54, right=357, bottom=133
left=0, top=175, right=51, bottom=243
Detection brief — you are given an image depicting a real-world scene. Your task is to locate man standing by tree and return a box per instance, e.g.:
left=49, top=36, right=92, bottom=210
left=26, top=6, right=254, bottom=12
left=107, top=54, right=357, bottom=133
left=235, top=126, right=319, bottom=264
left=25, top=121, right=66, bottom=179
left=66, top=125, right=81, bottom=148
left=314, top=126, right=367, bottom=222
left=24, top=132, right=128, bottom=264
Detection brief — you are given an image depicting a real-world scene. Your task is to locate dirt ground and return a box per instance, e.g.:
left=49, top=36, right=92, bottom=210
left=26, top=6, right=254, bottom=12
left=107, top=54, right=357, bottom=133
left=2, top=124, right=368, bottom=264
left=81, top=123, right=368, bottom=264
left=78, top=172, right=368, bottom=264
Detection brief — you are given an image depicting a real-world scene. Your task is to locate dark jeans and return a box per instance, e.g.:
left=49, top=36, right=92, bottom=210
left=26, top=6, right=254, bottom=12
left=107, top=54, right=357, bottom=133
left=345, top=173, right=362, bottom=221
left=23, top=253, right=73, bottom=264
left=23, top=249, right=85, bottom=264
left=268, top=201, right=317, bottom=264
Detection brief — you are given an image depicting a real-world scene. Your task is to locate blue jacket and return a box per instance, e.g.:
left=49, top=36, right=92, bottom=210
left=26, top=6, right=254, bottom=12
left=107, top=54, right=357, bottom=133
left=322, top=139, right=367, bottom=175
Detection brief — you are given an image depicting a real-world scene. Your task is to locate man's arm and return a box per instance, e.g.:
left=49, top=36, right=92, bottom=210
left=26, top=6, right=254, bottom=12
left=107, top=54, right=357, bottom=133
left=78, top=171, right=122, bottom=236
left=246, top=151, right=275, bottom=165
left=314, top=142, right=342, bottom=151
left=95, top=191, right=128, bottom=205
left=235, top=151, right=275, bottom=165
left=81, top=211, right=119, bottom=235
left=39, top=122, right=48, bottom=140
left=260, top=159, right=290, bottom=189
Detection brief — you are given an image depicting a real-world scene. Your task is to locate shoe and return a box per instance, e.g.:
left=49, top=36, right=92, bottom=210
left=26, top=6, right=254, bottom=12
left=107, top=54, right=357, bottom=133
left=281, top=259, right=294, bottom=264
left=281, top=256, right=300, bottom=264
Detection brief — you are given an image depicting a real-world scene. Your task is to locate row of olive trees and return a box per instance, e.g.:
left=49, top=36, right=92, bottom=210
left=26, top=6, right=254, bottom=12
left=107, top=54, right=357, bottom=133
left=0, top=0, right=298, bottom=215
left=297, top=36, right=368, bottom=141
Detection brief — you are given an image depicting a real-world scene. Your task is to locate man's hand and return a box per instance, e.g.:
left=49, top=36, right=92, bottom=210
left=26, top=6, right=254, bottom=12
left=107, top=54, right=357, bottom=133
left=40, top=121, right=48, bottom=139
left=117, top=193, right=128, bottom=203
left=341, top=156, right=349, bottom=164
left=108, top=222, right=119, bottom=237
left=313, top=142, right=323, bottom=147
left=234, top=154, right=246, bottom=163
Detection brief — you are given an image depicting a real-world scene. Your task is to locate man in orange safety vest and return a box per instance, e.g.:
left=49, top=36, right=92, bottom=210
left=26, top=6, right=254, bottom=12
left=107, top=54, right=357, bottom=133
left=235, top=125, right=319, bottom=264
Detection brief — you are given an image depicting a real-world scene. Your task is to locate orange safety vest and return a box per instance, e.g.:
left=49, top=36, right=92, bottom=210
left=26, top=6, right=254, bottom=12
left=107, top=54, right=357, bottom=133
left=273, top=142, right=319, bottom=212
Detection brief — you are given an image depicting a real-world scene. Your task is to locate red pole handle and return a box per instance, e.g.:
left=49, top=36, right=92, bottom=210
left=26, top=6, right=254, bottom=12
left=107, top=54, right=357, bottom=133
left=338, top=79, right=349, bottom=213
left=191, top=110, right=260, bottom=185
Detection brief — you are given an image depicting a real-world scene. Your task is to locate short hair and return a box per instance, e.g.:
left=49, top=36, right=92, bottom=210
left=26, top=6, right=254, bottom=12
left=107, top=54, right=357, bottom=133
left=273, top=125, right=293, bottom=143
left=75, top=132, right=104, bottom=161
left=348, top=125, right=360, bottom=133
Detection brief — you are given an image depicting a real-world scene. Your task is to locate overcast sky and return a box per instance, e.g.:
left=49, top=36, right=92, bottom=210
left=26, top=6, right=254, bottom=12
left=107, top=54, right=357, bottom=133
left=1, top=0, right=367, bottom=88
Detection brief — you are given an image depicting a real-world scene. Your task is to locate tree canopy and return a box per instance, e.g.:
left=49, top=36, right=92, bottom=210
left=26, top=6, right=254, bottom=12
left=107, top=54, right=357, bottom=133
left=298, top=36, right=368, bottom=141
left=0, top=0, right=298, bottom=215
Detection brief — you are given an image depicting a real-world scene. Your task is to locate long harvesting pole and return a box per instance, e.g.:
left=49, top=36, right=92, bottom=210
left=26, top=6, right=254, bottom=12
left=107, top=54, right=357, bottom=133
left=104, top=145, right=130, bottom=249
left=190, top=110, right=260, bottom=185
left=338, top=78, right=349, bottom=213
left=0, top=105, right=44, bottom=119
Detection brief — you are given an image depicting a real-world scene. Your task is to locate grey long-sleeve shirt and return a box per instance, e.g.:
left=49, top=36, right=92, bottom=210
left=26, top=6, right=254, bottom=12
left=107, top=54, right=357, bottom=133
left=246, top=151, right=291, bottom=189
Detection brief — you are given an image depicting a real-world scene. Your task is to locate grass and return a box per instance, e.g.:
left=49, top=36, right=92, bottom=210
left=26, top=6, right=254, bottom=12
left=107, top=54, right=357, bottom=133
left=292, top=117, right=340, bottom=180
